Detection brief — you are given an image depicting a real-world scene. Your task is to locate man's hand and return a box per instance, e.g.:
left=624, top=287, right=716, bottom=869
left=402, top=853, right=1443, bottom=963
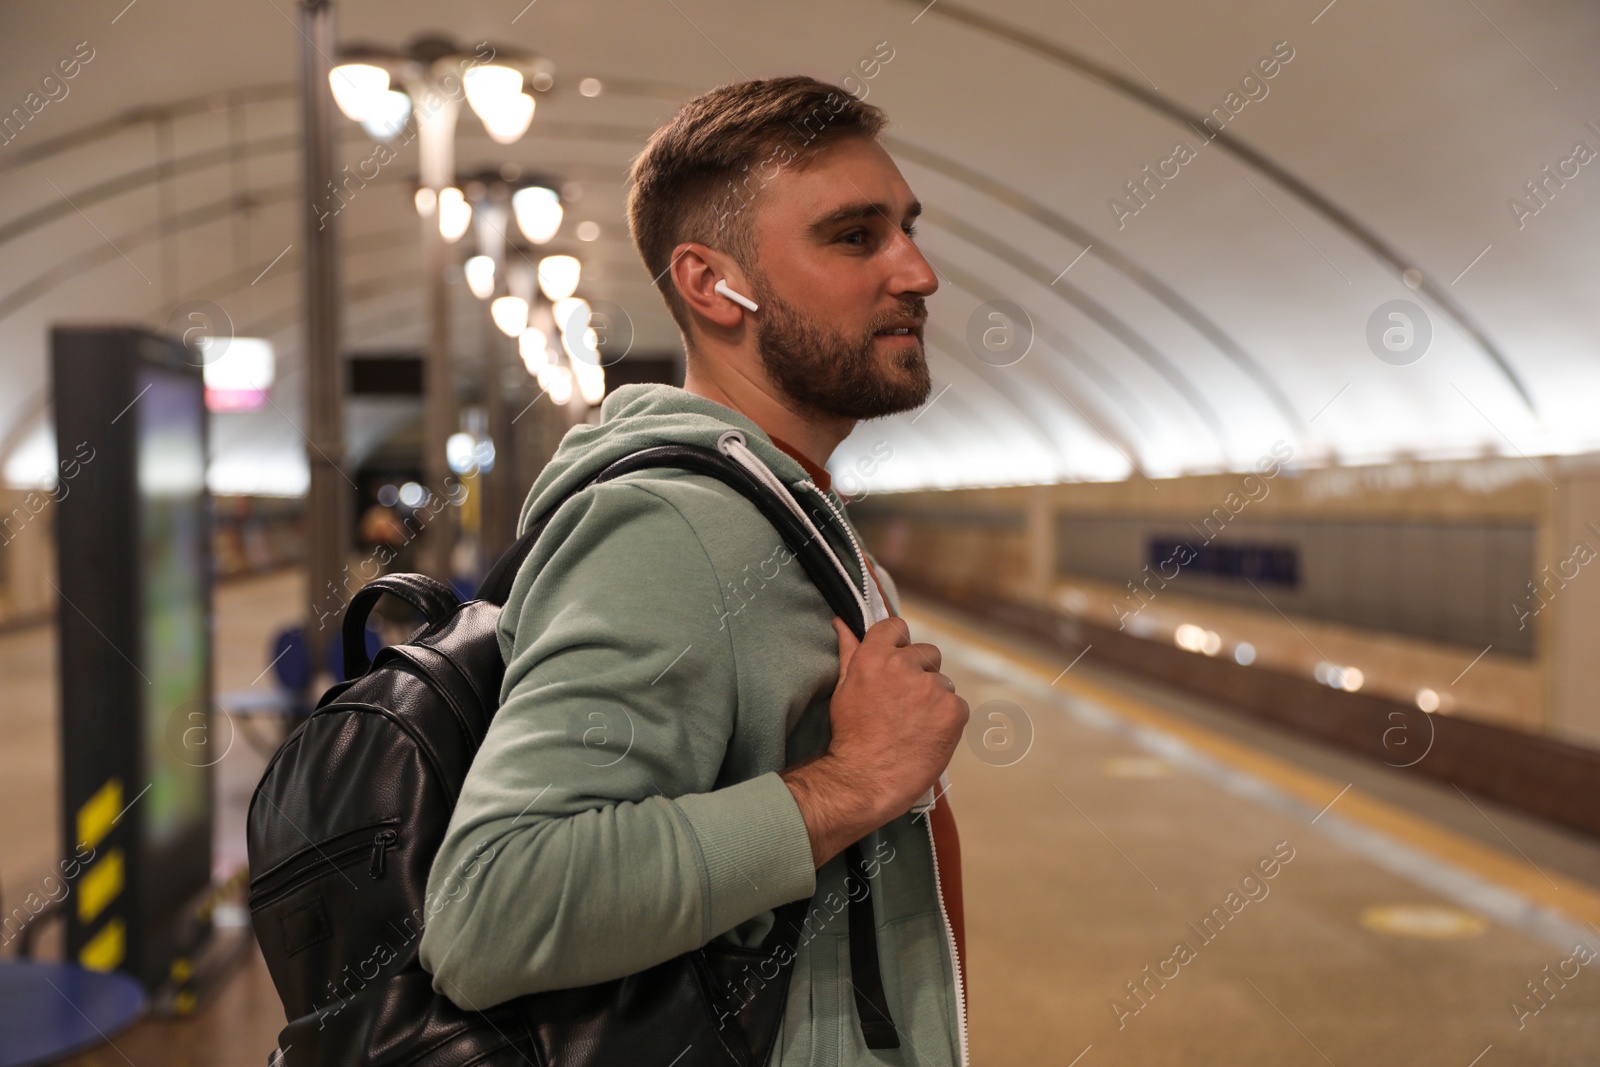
left=781, top=617, right=969, bottom=868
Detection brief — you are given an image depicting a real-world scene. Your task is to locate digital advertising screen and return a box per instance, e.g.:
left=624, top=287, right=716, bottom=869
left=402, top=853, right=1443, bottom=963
left=137, top=367, right=210, bottom=849
left=54, top=326, right=214, bottom=991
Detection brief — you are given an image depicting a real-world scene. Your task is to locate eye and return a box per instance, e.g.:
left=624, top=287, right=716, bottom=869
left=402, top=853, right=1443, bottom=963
left=839, top=229, right=868, bottom=246
left=902, top=222, right=919, bottom=238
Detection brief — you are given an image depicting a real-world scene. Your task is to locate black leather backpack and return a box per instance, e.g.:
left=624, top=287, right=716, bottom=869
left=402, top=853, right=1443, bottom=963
left=248, top=444, right=901, bottom=1066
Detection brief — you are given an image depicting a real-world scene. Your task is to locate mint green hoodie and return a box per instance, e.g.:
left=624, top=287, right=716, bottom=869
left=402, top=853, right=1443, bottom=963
left=418, top=382, right=966, bottom=1066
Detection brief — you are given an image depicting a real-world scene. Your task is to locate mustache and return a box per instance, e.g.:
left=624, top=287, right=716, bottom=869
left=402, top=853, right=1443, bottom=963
left=867, top=297, right=928, bottom=334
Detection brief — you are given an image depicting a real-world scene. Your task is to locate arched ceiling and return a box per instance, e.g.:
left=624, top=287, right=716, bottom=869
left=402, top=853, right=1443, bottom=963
left=1, top=0, right=1596, bottom=494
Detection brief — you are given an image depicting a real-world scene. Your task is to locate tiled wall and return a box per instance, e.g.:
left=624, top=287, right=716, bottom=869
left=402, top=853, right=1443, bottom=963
left=1052, top=514, right=1536, bottom=655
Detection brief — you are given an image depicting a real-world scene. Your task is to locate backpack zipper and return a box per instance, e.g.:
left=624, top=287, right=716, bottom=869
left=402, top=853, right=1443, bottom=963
left=369, top=829, right=399, bottom=878
left=249, top=820, right=401, bottom=909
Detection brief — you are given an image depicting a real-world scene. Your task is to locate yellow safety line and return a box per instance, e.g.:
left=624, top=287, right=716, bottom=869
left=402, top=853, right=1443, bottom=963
left=904, top=602, right=1600, bottom=934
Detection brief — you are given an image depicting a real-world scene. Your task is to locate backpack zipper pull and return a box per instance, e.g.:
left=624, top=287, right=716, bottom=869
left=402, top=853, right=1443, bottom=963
left=370, top=830, right=398, bottom=879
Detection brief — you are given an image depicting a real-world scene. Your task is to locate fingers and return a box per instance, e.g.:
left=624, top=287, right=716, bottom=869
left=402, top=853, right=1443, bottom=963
left=864, top=616, right=911, bottom=648
left=903, top=641, right=942, bottom=673
left=833, top=617, right=860, bottom=677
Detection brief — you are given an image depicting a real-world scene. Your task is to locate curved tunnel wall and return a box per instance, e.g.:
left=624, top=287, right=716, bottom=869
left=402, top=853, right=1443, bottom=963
left=4, top=0, right=1600, bottom=499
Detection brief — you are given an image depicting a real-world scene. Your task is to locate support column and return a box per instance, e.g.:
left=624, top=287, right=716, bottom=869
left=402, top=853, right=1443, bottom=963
left=1549, top=460, right=1600, bottom=747
left=414, top=83, right=462, bottom=581
left=299, top=0, right=346, bottom=676
left=482, top=331, right=515, bottom=560
left=419, top=214, right=455, bottom=579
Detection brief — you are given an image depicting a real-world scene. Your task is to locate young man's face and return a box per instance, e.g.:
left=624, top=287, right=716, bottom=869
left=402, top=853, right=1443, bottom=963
left=741, top=135, right=939, bottom=422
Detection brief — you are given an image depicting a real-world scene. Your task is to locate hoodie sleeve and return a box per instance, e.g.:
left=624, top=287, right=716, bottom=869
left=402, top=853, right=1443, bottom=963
left=418, top=480, right=818, bottom=1010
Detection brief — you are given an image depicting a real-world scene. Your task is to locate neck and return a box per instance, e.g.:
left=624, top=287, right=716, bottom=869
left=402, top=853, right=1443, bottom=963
left=682, top=353, right=854, bottom=471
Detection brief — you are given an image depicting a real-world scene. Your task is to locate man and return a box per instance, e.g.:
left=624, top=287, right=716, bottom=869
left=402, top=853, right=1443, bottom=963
left=419, top=75, right=970, bottom=1066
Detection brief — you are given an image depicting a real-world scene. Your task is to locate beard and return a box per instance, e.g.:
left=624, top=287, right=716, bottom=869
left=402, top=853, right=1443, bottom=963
left=747, top=272, right=932, bottom=421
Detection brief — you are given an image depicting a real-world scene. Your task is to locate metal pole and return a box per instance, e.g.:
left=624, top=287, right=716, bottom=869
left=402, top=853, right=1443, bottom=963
left=299, top=0, right=346, bottom=680
left=420, top=212, right=454, bottom=579
left=482, top=329, right=513, bottom=559
left=415, top=81, right=461, bottom=581
left=476, top=189, right=515, bottom=561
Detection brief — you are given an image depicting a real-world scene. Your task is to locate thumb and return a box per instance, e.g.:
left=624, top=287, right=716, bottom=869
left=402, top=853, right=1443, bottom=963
left=833, top=617, right=860, bottom=679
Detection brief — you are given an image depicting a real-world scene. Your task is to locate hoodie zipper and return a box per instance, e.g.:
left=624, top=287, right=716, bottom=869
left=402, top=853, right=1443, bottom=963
left=815, top=479, right=969, bottom=1065
left=925, top=811, right=970, bottom=1067
left=719, top=430, right=968, bottom=1065
left=822, top=483, right=969, bottom=1066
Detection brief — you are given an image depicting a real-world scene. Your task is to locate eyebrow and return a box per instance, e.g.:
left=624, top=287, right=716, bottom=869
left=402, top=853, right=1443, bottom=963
left=807, top=199, right=922, bottom=235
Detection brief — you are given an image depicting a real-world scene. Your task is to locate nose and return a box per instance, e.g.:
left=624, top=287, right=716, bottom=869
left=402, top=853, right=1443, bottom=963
left=891, top=231, right=939, bottom=299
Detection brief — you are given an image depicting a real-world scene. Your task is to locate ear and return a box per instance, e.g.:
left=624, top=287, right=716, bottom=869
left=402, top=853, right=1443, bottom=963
left=670, top=242, right=751, bottom=331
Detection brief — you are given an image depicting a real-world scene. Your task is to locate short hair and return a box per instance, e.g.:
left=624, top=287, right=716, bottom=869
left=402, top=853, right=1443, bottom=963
left=626, top=76, right=888, bottom=338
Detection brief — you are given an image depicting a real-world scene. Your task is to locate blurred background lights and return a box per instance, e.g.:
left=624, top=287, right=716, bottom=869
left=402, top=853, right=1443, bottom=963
left=463, top=66, right=534, bottom=144
left=360, top=89, right=411, bottom=140
left=479, top=92, right=535, bottom=144
left=574, top=360, right=605, bottom=405
left=446, top=432, right=476, bottom=475
left=464, top=255, right=496, bottom=300
left=561, top=324, right=599, bottom=366
left=518, top=327, right=549, bottom=373
left=474, top=436, right=496, bottom=473
left=552, top=296, right=589, bottom=335
left=462, top=65, right=522, bottom=110
left=200, top=337, right=275, bottom=412
left=537, top=254, right=581, bottom=300
left=1316, top=661, right=1365, bottom=691
left=490, top=295, right=529, bottom=337
left=1174, top=624, right=1222, bottom=656
left=328, top=63, right=389, bottom=120
left=437, top=186, right=471, bottom=241
left=511, top=186, right=562, bottom=243
left=538, top=363, right=573, bottom=404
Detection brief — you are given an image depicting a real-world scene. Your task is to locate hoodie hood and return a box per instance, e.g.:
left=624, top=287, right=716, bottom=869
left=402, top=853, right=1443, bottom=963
left=517, top=382, right=827, bottom=536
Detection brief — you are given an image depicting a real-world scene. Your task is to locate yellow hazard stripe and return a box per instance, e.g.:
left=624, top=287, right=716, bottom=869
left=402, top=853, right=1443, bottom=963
left=78, top=848, right=124, bottom=924
left=79, top=917, right=125, bottom=972
left=76, top=778, right=122, bottom=852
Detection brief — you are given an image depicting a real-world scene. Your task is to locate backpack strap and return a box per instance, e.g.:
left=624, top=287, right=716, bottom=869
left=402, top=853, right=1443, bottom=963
left=473, top=443, right=899, bottom=1046
left=477, top=444, right=867, bottom=637
left=845, top=840, right=901, bottom=1049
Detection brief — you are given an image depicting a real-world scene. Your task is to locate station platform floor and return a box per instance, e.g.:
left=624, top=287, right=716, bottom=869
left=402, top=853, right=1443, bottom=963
left=4, top=568, right=1600, bottom=1065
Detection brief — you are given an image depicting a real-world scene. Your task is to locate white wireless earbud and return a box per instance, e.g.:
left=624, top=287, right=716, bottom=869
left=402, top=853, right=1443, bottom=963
left=714, top=278, right=759, bottom=313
